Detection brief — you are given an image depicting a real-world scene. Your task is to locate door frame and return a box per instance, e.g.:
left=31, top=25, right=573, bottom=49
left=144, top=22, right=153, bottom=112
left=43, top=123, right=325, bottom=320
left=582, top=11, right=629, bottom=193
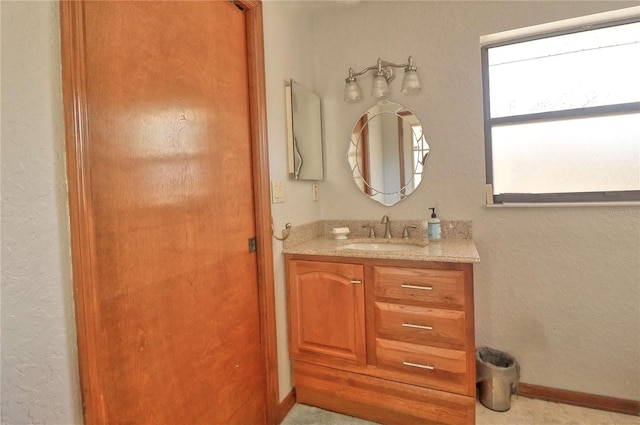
left=59, top=1, right=279, bottom=423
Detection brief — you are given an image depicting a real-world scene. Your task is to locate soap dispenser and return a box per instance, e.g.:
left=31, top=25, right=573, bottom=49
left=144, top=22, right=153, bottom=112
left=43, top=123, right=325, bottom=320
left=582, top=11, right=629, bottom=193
left=428, top=208, right=441, bottom=241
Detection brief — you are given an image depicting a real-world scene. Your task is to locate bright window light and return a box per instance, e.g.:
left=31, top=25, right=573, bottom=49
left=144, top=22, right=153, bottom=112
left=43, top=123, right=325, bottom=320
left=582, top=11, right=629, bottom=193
left=482, top=19, right=640, bottom=204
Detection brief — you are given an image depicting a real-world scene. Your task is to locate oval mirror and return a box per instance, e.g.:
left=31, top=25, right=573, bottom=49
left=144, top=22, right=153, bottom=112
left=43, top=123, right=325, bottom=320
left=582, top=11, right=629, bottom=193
left=347, top=101, right=429, bottom=206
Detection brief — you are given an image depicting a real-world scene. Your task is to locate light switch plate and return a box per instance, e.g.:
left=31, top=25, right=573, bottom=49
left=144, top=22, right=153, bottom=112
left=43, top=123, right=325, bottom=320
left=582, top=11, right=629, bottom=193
left=271, top=181, right=285, bottom=204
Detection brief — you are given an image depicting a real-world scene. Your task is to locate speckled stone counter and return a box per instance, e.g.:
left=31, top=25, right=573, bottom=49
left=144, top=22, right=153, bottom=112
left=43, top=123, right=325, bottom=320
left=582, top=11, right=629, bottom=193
left=283, top=236, right=480, bottom=263
left=282, top=219, right=479, bottom=263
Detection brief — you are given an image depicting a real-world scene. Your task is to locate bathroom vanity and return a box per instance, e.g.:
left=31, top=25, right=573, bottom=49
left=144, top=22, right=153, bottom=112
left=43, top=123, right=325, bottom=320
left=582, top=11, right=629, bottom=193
left=284, top=234, right=480, bottom=425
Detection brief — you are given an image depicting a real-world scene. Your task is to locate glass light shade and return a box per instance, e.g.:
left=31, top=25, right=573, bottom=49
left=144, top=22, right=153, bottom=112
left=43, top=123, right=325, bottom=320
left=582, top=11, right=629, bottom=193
left=344, top=80, right=361, bottom=103
left=371, top=75, right=389, bottom=98
left=401, top=69, right=421, bottom=93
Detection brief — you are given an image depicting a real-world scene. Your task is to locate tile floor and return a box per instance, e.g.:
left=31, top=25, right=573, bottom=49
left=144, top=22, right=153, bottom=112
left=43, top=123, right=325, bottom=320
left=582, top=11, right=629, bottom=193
left=282, top=397, right=640, bottom=425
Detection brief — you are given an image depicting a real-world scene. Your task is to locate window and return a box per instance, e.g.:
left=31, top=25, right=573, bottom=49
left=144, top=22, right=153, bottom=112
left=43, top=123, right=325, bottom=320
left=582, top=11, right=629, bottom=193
left=482, top=17, right=640, bottom=204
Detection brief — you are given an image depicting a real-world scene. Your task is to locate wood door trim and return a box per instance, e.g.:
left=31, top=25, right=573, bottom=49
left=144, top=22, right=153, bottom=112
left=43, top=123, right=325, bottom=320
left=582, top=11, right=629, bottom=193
left=60, top=2, right=104, bottom=422
left=59, top=1, right=279, bottom=423
left=242, top=2, right=280, bottom=424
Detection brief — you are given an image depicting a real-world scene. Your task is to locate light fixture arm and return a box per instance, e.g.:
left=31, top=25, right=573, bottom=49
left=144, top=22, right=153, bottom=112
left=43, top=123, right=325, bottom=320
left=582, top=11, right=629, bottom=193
left=346, top=56, right=416, bottom=83
left=348, top=63, right=382, bottom=80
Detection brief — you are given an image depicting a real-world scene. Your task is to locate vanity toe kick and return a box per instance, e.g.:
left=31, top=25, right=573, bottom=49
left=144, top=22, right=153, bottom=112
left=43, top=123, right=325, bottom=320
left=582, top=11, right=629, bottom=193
left=293, top=361, right=475, bottom=425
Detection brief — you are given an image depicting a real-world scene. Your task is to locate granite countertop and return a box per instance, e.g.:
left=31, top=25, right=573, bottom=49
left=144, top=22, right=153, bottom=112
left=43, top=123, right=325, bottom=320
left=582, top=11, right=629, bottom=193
left=283, top=236, right=480, bottom=263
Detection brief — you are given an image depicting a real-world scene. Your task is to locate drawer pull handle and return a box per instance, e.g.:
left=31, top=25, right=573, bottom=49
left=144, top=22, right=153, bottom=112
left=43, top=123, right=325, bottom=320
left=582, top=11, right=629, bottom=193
left=350, top=279, right=362, bottom=284
left=403, top=361, right=434, bottom=370
left=402, top=323, right=433, bottom=330
left=401, top=284, right=433, bottom=291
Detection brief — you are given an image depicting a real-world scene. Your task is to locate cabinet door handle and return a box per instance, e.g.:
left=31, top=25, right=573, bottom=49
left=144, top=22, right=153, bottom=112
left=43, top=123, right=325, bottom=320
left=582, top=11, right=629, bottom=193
left=403, top=361, right=434, bottom=370
left=401, top=284, right=433, bottom=291
left=402, top=323, right=433, bottom=330
left=350, top=279, right=362, bottom=284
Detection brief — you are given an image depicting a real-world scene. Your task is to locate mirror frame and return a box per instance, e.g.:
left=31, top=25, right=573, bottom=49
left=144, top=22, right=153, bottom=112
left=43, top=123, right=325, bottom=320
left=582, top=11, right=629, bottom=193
left=347, top=100, right=429, bottom=206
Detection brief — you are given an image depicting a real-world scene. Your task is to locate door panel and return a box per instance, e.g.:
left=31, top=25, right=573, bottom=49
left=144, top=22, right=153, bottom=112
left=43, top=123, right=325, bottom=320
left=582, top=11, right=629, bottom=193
left=63, top=1, right=267, bottom=423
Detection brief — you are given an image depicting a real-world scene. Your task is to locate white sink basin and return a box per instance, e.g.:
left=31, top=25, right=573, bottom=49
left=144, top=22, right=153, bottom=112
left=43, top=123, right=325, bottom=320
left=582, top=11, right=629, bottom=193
left=339, top=242, right=422, bottom=252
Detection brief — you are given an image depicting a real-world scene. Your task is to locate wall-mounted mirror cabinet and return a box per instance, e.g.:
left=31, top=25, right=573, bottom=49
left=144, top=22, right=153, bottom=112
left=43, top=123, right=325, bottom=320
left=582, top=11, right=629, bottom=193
left=286, top=80, right=324, bottom=180
left=347, top=101, right=429, bottom=206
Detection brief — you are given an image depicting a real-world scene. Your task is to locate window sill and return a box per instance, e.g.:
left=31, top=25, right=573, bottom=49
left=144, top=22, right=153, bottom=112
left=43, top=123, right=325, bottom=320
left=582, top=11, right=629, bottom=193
left=486, top=201, right=640, bottom=208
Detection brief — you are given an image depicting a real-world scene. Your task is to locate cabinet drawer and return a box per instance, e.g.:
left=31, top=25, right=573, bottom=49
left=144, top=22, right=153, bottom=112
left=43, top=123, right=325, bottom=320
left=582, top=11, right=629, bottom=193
left=375, top=302, right=465, bottom=348
left=374, top=266, right=465, bottom=308
left=376, top=338, right=469, bottom=395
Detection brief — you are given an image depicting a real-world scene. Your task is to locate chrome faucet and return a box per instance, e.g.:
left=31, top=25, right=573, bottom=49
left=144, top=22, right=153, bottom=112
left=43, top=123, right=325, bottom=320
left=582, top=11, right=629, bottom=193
left=402, top=224, right=418, bottom=239
left=362, top=224, right=376, bottom=239
left=381, top=215, right=392, bottom=239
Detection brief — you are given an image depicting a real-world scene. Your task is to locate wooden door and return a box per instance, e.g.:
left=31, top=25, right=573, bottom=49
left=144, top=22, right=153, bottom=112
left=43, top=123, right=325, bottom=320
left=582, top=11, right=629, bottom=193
left=288, top=260, right=366, bottom=365
left=60, top=1, right=277, bottom=423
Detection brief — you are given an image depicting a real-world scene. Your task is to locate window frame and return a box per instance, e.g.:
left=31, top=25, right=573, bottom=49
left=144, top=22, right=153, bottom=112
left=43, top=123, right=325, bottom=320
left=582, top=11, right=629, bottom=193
left=482, top=17, right=640, bottom=205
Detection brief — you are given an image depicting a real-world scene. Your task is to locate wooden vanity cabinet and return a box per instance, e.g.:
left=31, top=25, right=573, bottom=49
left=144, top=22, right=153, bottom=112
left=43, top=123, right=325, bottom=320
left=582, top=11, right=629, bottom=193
left=286, top=255, right=476, bottom=425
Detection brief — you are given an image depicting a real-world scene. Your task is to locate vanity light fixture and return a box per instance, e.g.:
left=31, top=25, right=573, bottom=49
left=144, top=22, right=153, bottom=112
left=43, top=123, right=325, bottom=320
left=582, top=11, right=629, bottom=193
left=344, top=56, right=420, bottom=103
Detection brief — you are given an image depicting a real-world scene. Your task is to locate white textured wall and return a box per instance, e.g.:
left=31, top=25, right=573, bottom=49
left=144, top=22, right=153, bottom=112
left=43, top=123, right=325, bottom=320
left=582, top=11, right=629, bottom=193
left=3, top=3, right=634, bottom=420
left=308, top=1, right=639, bottom=400
left=263, top=0, right=323, bottom=401
left=1, top=1, right=83, bottom=423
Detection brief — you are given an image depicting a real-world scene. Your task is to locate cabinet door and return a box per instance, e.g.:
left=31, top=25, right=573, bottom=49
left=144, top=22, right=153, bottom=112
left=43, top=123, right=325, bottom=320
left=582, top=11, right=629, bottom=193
left=288, top=260, right=366, bottom=365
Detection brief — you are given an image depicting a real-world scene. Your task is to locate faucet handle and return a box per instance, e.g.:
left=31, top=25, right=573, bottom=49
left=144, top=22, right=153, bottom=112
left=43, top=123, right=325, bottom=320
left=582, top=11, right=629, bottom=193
left=402, top=224, right=419, bottom=239
left=362, top=224, right=376, bottom=238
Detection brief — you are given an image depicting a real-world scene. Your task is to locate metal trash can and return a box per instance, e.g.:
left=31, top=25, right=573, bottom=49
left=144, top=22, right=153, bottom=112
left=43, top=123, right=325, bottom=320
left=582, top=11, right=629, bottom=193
left=476, top=347, right=520, bottom=412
